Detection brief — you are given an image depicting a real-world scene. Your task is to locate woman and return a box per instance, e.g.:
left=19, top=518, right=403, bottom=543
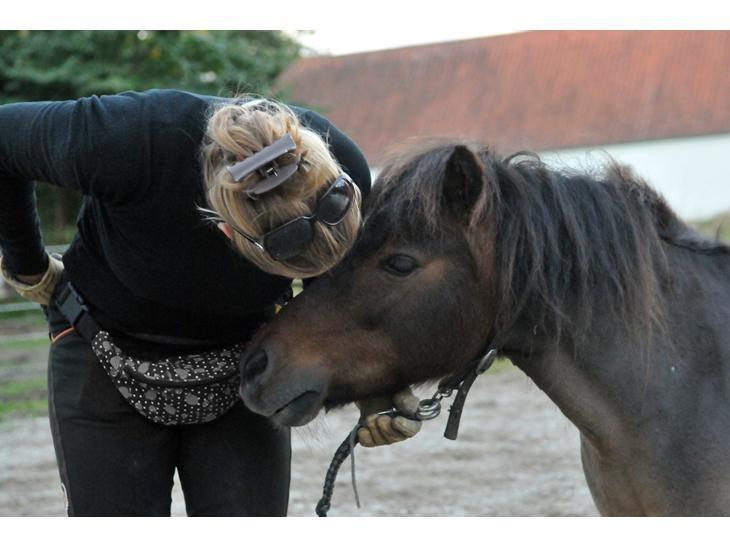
left=0, top=89, right=420, bottom=516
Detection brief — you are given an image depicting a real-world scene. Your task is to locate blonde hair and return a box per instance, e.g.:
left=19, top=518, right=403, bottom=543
left=200, top=97, right=362, bottom=278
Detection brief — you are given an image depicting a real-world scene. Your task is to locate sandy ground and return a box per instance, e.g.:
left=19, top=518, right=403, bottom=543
left=0, top=366, right=598, bottom=517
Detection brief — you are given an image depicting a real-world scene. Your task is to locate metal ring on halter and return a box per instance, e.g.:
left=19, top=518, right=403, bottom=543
left=415, top=398, right=442, bottom=420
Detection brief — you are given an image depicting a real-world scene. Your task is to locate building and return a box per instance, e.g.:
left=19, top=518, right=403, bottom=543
left=277, top=31, right=730, bottom=220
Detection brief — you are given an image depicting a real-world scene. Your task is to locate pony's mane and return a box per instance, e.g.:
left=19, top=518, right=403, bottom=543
left=367, top=140, right=729, bottom=346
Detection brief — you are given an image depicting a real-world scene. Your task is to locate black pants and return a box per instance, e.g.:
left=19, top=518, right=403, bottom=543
left=44, top=298, right=291, bottom=517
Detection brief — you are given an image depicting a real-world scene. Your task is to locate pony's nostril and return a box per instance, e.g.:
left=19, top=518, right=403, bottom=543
left=243, top=349, right=269, bottom=383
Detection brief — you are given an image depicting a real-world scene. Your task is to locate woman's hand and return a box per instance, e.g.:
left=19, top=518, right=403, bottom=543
left=0, top=253, right=64, bottom=305
left=355, top=388, right=422, bottom=447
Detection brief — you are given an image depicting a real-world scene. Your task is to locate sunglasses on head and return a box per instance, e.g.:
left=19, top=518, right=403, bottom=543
left=228, top=173, right=356, bottom=262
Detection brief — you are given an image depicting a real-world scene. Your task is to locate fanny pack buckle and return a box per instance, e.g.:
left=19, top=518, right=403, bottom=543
left=56, top=282, right=101, bottom=341
left=57, top=283, right=88, bottom=326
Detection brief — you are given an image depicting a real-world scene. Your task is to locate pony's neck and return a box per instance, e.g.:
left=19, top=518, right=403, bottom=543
left=499, top=316, right=640, bottom=454
left=499, top=239, right=730, bottom=457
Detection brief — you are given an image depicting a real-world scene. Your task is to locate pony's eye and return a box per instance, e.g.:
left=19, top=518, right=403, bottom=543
left=382, top=254, right=418, bottom=276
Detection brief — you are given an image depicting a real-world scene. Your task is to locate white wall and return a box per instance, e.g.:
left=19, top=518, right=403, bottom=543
left=370, top=133, right=730, bottom=221
left=540, top=133, right=730, bottom=221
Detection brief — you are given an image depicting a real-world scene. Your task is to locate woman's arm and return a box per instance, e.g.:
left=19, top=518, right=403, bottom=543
left=0, top=94, right=151, bottom=278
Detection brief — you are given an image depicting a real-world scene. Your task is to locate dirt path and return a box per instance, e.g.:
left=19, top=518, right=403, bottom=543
left=0, top=367, right=598, bottom=516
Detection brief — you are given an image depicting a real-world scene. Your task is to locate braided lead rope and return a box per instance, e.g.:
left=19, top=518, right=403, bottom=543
left=349, top=426, right=362, bottom=509
left=315, top=425, right=361, bottom=517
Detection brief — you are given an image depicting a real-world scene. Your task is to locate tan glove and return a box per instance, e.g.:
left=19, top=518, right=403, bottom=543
left=0, top=253, right=64, bottom=306
left=355, top=387, right=422, bottom=447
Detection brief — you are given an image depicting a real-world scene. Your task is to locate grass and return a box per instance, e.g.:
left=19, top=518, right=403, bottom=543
left=0, top=309, right=49, bottom=420
left=0, top=377, right=48, bottom=421
left=0, top=303, right=47, bottom=334
left=0, top=348, right=48, bottom=368
left=0, top=399, right=48, bottom=420
left=0, top=337, right=49, bottom=352
left=0, top=377, right=47, bottom=398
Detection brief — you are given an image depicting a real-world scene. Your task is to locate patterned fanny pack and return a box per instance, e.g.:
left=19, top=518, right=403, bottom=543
left=56, top=282, right=245, bottom=425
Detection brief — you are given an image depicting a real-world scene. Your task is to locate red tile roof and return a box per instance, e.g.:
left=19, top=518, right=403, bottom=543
left=277, top=31, right=730, bottom=165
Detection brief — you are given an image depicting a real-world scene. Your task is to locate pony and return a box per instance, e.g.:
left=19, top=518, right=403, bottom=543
left=239, top=140, right=730, bottom=516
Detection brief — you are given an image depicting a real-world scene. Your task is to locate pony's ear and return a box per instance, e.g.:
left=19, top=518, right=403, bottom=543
left=442, top=145, right=485, bottom=221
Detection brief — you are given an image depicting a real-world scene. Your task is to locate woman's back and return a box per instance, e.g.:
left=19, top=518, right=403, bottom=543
left=0, top=89, right=371, bottom=341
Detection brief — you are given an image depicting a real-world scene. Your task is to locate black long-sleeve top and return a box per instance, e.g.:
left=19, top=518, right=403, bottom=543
left=0, top=89, right=371, bottom=342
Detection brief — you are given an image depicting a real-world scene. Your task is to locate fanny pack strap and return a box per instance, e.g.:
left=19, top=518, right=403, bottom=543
left=56, top=282, right=102, bottom=343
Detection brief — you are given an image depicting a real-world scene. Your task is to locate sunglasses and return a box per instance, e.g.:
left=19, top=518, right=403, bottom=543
left=228, top=173, right=356, bottom=262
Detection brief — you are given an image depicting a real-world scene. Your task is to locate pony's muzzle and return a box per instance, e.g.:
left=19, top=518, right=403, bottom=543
left=238, top=343, right=329, bottom=426
left=242, top=348, right=269, bottom=384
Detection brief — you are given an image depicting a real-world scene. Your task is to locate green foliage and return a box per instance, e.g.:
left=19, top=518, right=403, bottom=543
left=0, top=30, right=303, bottom=240
left=0, top=30, right=302, bottom=102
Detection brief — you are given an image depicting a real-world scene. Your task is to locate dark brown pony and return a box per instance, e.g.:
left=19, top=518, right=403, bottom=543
left=239, top=140, right=730, bottom=516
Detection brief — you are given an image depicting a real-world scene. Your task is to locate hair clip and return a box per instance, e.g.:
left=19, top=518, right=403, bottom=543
left=227, top=134, right=301, bottom=196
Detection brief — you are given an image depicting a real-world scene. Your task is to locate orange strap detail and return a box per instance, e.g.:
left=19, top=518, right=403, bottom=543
left=50, top=326, right=75, bottom=344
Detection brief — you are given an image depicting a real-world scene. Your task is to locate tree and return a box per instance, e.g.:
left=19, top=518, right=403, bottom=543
left=0, top=30, right=302, bottom=102
left=0, top=30, right=303, bottom=242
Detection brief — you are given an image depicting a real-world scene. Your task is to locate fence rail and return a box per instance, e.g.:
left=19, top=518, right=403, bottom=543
left=0, top=302, right=40, bottom=314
